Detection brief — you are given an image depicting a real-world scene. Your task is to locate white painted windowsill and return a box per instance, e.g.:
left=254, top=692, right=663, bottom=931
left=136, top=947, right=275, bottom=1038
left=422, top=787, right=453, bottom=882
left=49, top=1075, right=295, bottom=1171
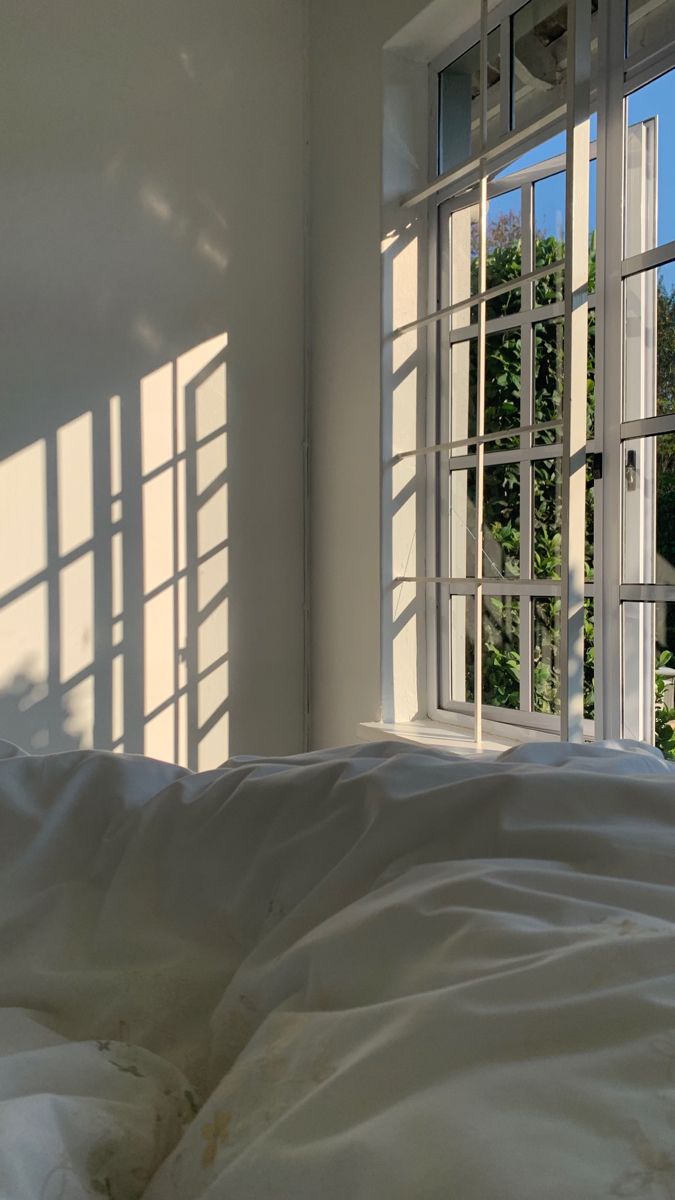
left=357, top=719, right=517, bottom=756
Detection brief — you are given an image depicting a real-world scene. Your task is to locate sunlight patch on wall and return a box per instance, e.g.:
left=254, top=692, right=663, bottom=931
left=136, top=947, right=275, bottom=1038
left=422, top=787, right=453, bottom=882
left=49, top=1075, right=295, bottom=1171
left=59, top=553, right=94, bottom=684
left=0, top=585, right=48, bottom=690
left=143, top=470, right=175, bottom=595
left=0, top=440, right=46, bottom=597
left=141, top=364, right=174, bottom=476
left=0, top=333, right=229, bottom=765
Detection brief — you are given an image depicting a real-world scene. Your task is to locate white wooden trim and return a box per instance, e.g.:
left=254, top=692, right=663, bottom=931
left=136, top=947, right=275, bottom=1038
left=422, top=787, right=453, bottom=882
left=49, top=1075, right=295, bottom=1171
left=560, top=0, right=591, bottom=742
left=621, top=584, right=675, bottom=601
left=594, top=0, right=625, bottom=739
left=402, top=105, right=568, bottom=210
left=622, top=239, right=675, bottom=279
left=392, top=259, right=565, bottom=339
left=394, top=419, right=562, bottom=461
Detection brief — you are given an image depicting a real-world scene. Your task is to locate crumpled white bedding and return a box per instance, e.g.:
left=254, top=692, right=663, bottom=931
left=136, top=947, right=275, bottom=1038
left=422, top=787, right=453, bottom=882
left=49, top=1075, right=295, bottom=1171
left=1, top=737, right=675, bottom=1199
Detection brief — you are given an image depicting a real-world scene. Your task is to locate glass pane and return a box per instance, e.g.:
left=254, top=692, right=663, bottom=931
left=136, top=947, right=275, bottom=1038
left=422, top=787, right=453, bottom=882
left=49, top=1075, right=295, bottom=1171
left=625, top=69, right=675, bottom=257
left=483, top=595, right=520, bottom=708
left=533, top=597, right=594, bottom=719
left=587, top=309, right=596, bottom=438
left=438, top=28, right=501, bottom=174
left=448, top=203, right=479, bottom=330
left=534, top=317, right=564, bottom=441
left=485, top=329, right=521, bottom=449
left=445, top=593, right=476, bottom=704
left=533, top=596, right=561, bottom=713
left=448, top=468, right=477, bottom=578
left=512, top=1, right=568, bottom=132
left=449, top=338, right=477, bottom=452
left=584, top=597, right=595, bottom=721
left=624, top=264, right=675, bottom=421
left=627, top=0, right=675, bottom=65
left=486, top=189, right=522, bottom=318
left=534, top=170, right=565, bottom=304
left=623, top=434, right=675, bottom=584
left=533, top=458, right=562, bottom=578
left=586, top=455, right=595, bottom=582
left=496, top=128, right=565, bottom=179
left=484, top=462, right=520, bottom=578
left=588, top=157, right=597, bottom=289
left=622, top=601, right=675, bottom=755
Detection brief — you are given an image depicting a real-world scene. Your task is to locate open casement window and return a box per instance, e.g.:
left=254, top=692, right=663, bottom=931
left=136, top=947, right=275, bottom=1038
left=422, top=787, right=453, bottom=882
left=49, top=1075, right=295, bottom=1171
left=388, top=0, right=675, bottom=751
left=434, top=140, right=597, bottom=737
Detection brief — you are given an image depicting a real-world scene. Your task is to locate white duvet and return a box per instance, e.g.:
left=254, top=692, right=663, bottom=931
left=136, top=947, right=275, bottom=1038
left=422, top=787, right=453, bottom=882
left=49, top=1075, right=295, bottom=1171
left=1, top=738, right=675, bottom=1198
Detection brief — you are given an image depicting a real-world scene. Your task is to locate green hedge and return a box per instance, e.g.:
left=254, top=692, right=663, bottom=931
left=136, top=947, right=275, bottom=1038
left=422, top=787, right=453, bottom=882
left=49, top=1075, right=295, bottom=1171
left=464, top=224, right=675, bottom=753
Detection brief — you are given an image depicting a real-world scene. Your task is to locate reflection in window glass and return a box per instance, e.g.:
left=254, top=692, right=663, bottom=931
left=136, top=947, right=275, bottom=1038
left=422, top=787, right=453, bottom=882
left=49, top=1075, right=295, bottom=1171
left=511, top=1, right=598, bottom=132
left=445, top=593, right=476, bottom=703
left=483, top=596, right=520, bottom=708
left=484, top=329, right=521, bottom=449
left=438, top=28, right=501, bottom=174
left=484, top=462, right=520, bottom=578
left=534, top=318, right=564, bottom=439
left=512, top=1, right=568, bottom=131
left=623, top=435, right=675, bottom=585
left=533, top=597, right=594, bottom=719
left=627, top=0, right=675, bottom=65
left=534, top=170, right=565, bottom=303
left=448, top=468, right=477, bottom=578
left=449, top=338, right=477, bottom=453
left=585, top=456, right=595, bottom=582
left=533, top=459, right=562, bottom=579
left=448, top=203, right=479, bottom=330
left=532, top=456, right=594, bottom=583
left=626, top=69, right=675, bottom=255
left=533, top=596, right=561, bottom=714
left=587, top=310, right=596, bottom=438
left=583, top=598, right=595, bottom=721
left=624, top=264, right=675, bottom=421
left=533, top=313, right=594, bottom=443
left=530, top=452, right=594, bottom=585
left=486, top=189, right=522, bottom=318
left=496, top=128, right=566, bottom=179
left=622, top=601, right=675, bottom=756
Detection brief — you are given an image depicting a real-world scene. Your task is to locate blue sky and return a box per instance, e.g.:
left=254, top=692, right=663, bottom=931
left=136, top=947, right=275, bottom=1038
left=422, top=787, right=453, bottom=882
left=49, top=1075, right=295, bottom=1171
left=627, top=68, right=675, bottom=289
left=493, top=88, right=675, bottom=291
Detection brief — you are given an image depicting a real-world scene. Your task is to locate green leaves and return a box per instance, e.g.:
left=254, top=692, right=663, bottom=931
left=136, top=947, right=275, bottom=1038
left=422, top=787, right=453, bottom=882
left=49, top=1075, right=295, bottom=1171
left=477, top=228, right=596, bottom=720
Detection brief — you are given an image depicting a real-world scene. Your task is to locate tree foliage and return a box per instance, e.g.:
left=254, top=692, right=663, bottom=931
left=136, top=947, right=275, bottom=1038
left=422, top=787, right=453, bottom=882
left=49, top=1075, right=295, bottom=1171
left=465, top=220, right=675, bottom=753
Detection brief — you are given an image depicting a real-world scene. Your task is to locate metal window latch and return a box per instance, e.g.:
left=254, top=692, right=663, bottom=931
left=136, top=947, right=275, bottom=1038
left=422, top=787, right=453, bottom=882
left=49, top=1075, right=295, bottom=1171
left=625, top=448, right=637, bottom=491
left=592, top=453, right=602, bottom=480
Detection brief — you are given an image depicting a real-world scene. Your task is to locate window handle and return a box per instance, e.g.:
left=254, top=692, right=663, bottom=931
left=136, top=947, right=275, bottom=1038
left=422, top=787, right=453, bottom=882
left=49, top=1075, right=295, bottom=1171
left=625, top=449, right=637, bottom=491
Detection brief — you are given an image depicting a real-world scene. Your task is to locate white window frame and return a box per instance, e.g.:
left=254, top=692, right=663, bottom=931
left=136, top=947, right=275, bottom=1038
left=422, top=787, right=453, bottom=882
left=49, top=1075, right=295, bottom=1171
left=384, top=0, right=675, bottom=745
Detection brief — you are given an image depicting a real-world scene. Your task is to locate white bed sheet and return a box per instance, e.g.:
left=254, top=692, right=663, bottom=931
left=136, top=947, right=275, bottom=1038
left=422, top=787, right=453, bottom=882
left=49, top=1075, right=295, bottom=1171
left=0, top=738, right=674, bottom=1198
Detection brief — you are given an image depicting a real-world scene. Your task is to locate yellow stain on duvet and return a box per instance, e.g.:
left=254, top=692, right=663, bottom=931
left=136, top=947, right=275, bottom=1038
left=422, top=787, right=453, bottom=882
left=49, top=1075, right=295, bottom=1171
left=201, top=1110, right=231, bottom=1167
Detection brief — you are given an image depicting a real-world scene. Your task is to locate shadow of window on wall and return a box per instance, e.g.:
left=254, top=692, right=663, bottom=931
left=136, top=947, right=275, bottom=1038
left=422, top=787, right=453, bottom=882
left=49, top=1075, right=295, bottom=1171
left=0, top=333, right=229, bottom=769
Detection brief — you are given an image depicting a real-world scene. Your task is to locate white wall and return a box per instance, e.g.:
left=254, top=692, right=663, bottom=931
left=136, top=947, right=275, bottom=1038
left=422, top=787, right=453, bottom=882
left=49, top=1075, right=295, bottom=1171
left=309, top=0, right=461, bottom=747
left=0, top=0, right=305, bottom=763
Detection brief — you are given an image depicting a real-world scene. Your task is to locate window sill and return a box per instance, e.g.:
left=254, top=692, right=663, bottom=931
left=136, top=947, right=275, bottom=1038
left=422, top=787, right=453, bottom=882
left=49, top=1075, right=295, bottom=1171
left=357, top=719, right=516, bottom=756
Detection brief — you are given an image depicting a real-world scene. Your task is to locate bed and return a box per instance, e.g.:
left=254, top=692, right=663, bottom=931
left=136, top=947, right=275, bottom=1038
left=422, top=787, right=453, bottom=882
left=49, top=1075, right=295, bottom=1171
left=1, top=736, right=674, bottom=1199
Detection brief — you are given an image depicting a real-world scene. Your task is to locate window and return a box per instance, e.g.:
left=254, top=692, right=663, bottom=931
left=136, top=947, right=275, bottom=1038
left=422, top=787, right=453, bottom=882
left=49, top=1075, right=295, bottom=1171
left=388, top=0, right=675, bottom=752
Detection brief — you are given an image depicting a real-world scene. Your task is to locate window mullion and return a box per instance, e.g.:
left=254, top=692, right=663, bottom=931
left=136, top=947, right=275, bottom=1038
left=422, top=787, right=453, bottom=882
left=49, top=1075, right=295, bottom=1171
left=474, top=0, right=489, bottom=744
left=595, top=0, right=625, bottom=740
left=520, top=180, right=534, bottom=714
left=560, top=0, right=592, bottom=742
left=499, top=17, right=512, bottom=138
